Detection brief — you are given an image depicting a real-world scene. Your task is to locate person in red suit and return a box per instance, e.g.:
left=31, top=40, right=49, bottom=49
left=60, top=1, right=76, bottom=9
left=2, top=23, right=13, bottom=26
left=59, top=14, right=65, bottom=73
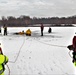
left=72, top=34, right=76, bottom=63
left=40, top=23, right=44, bottom=36
left=73, top=35, right=76, bottom=51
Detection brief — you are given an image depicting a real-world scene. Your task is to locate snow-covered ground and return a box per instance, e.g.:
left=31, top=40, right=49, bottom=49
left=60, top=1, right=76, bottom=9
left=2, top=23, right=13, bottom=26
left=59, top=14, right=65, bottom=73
left=0, top=27, right=76, bottom=75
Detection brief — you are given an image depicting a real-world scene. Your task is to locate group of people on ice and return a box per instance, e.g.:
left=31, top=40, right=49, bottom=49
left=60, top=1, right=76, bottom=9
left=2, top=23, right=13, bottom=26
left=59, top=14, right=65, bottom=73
left=15, top=29, right=32, bottom=36
left=40, top=23, right=52, bottom=36
left=14, top=23, right=52, bottom=36
left=0, top=23, right=52, bottom=36
left=1, top=23, right=76, bottom=75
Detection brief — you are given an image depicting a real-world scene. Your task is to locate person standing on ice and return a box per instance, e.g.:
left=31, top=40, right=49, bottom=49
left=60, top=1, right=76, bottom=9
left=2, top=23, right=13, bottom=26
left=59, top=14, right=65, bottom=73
left=48, top=27, right=52, bottom=33
left=3, top=24, right=7, bottom=36
left=40, top=23, right=44, bottom=36
left=0, top=43, right=8, bottom=75
left=72, top=33, right=76, bottom=63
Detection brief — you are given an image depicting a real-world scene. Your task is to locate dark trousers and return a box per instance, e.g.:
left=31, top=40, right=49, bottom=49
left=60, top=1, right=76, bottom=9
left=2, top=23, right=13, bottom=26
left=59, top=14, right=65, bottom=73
left=72, top=51, right=76, bottom=62
left=41, top=30, right=43, bottom=36
left=4, top=30, right=7, bottom=35
left=0, top=29, right=1, bottom=33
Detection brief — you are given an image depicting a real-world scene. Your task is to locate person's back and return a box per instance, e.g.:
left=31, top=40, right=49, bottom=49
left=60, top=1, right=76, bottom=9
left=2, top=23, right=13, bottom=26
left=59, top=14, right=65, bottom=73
left=0, top=54, right=8, bottom=75
left=41, top=24, right=44, bottom=31
left=73, top=36, right=76, bottom=51
left=26, top=29, right=31, bottom=36
left=48, top=27, right=52, bottom=33
left=0, top=45, right=8, bottom=75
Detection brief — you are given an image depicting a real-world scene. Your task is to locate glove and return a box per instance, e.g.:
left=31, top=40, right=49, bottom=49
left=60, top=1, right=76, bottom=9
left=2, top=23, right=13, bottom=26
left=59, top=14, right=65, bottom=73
left=67, top=45, right=73, bottom=50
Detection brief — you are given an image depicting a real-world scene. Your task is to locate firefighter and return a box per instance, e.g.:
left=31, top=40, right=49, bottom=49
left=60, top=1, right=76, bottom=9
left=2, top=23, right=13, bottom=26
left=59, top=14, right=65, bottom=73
left=3, top=25, right=7, bottom=36
left=26, top=29, right=31, bottom=36
left=0, top=45, right=8, bottom=75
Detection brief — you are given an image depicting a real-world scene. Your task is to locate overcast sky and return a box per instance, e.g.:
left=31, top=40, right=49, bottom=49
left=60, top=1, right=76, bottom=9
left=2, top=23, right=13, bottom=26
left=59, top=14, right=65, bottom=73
left=0, top=0, right=76, bottom=18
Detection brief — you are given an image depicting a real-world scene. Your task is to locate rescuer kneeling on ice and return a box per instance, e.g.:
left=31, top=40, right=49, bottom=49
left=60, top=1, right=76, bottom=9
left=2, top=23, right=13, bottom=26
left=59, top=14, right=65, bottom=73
left=26, top=29, right=31, bottom=36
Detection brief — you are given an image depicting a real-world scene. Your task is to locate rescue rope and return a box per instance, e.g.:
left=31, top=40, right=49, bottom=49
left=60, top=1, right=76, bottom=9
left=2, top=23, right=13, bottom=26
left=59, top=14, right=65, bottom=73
left=34, top=39, right=67, bottom=48
left=6, top=64, right=10, bottom=75
left=68, top=50, right=73, bottom=58
left=9, top=35, right=25, bottom=63
left=35, top=39, right=73, bottom=60
left=5, top=35, right=25, bottom=75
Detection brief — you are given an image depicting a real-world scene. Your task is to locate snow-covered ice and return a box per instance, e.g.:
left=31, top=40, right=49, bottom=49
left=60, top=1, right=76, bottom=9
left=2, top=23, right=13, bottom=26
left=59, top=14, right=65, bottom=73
left=0, top=27, right=76, bottom=75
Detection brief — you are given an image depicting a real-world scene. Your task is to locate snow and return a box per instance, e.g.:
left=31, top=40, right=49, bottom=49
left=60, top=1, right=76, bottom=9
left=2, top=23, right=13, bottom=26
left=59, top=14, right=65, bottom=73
left=0, top=27, right=76, bottom=75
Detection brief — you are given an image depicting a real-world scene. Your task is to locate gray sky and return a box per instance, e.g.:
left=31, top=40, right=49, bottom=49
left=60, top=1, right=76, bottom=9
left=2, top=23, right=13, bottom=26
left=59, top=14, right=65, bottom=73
left=0, top=0, right=76, bottom=18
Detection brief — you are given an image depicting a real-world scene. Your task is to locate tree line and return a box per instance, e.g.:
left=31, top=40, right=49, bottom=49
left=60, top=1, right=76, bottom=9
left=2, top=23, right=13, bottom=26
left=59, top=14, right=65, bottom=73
left=0, top=15, right=76, bottom=27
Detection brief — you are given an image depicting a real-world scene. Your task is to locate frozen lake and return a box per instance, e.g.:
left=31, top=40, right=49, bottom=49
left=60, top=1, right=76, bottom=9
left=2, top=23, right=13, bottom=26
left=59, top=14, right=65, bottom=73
left=0, top=27, right=76, bottom=75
